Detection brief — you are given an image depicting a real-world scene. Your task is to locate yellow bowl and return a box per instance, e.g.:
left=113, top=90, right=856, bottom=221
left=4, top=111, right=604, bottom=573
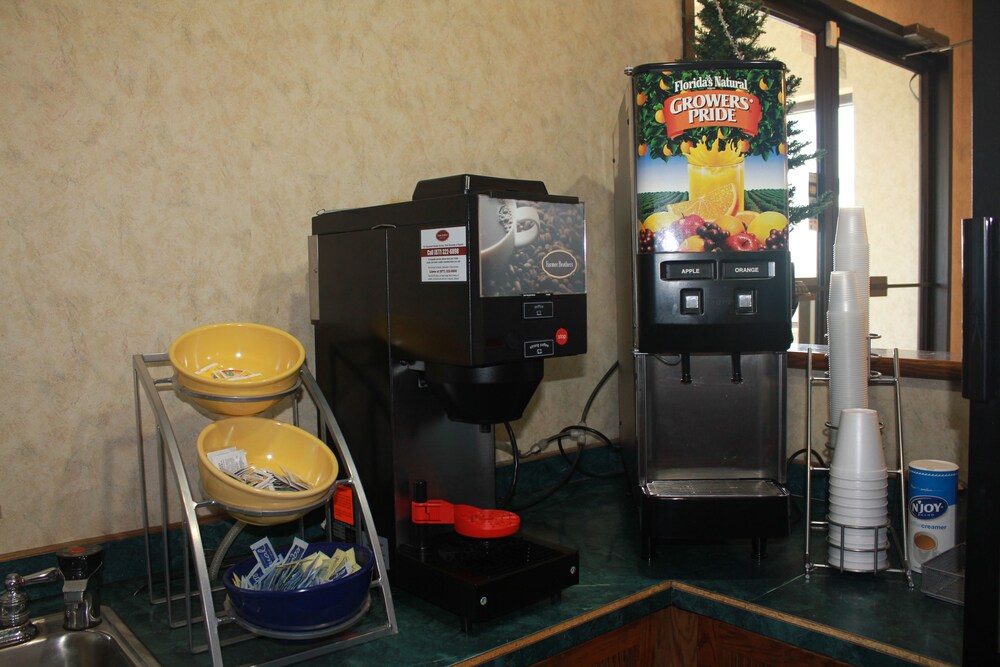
left=197, top=417, right=338, bottom=526
left=169, top=323, right=305, bottom=416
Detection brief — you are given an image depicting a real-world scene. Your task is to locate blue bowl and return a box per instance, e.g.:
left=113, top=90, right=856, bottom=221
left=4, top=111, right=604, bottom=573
left=223, top=541, right=373, bottom=633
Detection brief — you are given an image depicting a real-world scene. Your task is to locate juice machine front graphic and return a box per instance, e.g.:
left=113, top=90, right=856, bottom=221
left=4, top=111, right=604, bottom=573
left=310, top=175, right=587, bottom=628
left=614, top=62, right=796, bottom=559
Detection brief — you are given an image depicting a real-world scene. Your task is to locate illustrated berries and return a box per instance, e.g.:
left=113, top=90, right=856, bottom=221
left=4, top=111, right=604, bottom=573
left=638, top=227, right=654, bottom=253
left=697, top=223, right=730, bottom=252
left=765, top=227, right=789, bottom=250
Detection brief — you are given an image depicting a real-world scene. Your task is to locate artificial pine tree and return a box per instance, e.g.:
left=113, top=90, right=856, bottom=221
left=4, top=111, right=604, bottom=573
left=692, top=0, right=833, bottom=225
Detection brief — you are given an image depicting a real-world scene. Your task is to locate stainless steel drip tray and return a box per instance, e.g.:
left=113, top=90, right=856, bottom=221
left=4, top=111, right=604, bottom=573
left=645, top=479, right=788, bottom=499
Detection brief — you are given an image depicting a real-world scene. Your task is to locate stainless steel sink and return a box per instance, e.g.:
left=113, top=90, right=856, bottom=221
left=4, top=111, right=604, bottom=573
left=0, top=606, right=160, bottom=666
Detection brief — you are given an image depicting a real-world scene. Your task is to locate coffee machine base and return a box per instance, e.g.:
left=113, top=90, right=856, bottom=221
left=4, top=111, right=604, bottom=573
left=637, top=480, right=790, bottom=560
left=394, top=532, right=579, bottom=631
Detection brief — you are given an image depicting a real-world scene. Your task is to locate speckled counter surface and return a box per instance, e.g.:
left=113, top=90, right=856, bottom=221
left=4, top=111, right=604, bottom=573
left=10, top=457, right=962, bottom=666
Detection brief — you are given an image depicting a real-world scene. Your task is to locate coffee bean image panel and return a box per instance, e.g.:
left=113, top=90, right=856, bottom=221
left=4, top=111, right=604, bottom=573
left=478, top=196, right=586, bottom=299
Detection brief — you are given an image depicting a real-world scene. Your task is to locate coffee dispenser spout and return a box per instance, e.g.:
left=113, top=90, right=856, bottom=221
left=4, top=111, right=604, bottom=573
left=680, top=353, right=692, bottom=384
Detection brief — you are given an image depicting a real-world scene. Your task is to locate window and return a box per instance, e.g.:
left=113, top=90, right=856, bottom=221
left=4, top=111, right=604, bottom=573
left=687, top=0, right=952, bottom=350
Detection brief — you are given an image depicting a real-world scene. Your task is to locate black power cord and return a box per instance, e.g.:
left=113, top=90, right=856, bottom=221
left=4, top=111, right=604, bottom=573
left=496, top=421, right=519, bottom=510
left=497, top=361, right=622, bottom=510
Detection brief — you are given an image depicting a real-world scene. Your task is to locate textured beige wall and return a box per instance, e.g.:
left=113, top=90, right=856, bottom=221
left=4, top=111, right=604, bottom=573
left=2, top=0, right=969, bottom=557
left=0, top=0, right=681, bottom=555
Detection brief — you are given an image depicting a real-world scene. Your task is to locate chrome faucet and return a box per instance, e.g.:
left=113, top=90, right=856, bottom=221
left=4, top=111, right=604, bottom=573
left=0, top=568, right=60, bottom=648
left=55, top=544, right=104, bottom=631
left=0, top=545, right=104, bottom=648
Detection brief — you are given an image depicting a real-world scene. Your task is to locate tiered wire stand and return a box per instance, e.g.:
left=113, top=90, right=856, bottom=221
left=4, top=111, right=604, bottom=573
left=803, top=342, right=914, bottom=588
left=132, top=353, right=397, bottom=667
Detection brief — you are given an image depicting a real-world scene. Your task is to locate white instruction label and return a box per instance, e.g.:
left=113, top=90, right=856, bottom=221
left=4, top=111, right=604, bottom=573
left=420, top=226, right=467, bottom=282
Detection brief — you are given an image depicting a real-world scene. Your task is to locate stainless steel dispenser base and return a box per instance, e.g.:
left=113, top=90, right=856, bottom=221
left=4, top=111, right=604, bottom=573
left=623, top=352, right=791, bottom=559
left=645, top=479, right=787, bottom=497
left=638, top=480, right=789, bottom=559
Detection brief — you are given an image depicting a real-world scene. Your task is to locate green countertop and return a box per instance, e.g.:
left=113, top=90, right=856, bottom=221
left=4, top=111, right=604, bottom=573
left=8, top=455, right=963, bottom=666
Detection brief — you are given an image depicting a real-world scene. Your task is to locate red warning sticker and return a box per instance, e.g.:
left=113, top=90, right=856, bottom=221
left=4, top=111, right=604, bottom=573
left=333, top=486, right=355, bottom=526
left=555, top=328, right=568, bottom=345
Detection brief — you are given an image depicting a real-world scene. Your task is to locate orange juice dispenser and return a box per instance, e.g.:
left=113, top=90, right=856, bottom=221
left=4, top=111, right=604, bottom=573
left=614, top=62, right=795, bottom=559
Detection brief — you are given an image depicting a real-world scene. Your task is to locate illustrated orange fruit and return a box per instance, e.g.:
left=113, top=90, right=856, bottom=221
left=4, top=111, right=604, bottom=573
left=637, top=143, right=648, bottom=157
left=778, top=90, right=785, bottom=105
left=735, top=210, right=758, bottom=227
left=667, top=183, right=737, bottom=221
left=661, top=144, right=672, bottom=157
left=680, top=140, right=693, bottom=155
left=778, top=143, right=787, bottom=155
left=654, top=109, right=665, bottom=123
left=759, top=78, right=770, bottom=91
left=697, top=183, right=738, bottom=220
left=636, top=92, right=647, bottom=106
left=747, top=211, right=789, bottom=242
left=737, top=139, right=750, bottom=154
left=679, top=236, right=706, bottom=252
left=714, top=213, right=745, bottom=236
left=660, top=78, right=669, bottom=90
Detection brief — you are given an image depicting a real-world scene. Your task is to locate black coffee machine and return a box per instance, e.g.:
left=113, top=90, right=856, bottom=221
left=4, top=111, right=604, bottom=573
left=310, top=175, right=587, bottom=628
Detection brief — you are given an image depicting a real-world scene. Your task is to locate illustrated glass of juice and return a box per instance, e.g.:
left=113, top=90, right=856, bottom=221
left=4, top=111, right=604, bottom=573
left=630, top=62, right=788, bottom=253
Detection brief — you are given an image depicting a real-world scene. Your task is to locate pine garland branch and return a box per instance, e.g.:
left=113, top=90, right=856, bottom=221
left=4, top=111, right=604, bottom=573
left=692, top=0, right=832, bottom=225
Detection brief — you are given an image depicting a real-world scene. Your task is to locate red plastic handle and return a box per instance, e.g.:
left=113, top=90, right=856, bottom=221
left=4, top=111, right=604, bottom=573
left=411, top=500, right=520, bottom=538
left=411, top=499, right=455, bottom=525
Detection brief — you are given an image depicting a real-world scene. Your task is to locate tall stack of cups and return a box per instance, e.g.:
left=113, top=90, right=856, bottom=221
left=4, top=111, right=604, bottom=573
left=827, top=408, right=889, bottom=571
left=827, top=207, right=872, bottom=452
left=827, top=271, right=869, bottom=450
left=833, top=207, right=871, bottom=346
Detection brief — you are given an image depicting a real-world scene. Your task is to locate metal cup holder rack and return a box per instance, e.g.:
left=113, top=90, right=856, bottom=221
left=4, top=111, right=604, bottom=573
left=803, top=343, right=914, bottom=588
left=132, top=353, right=398, bottom=666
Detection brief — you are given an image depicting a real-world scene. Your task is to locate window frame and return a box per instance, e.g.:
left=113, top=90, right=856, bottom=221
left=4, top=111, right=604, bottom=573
left=684, top=0, right=952, bottom=350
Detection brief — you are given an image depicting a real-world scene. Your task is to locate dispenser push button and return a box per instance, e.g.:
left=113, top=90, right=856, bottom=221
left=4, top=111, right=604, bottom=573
left=680, top=288, right=703, bottom=315
left=524, top=340, right=554, bottom=357
left=736, top=289, right=756, bottom=314
left=523, top=301, right=553, bottom=319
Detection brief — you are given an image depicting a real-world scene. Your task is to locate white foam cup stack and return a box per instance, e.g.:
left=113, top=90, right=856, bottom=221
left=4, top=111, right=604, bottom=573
left=827, top=408, right=888, bottom=567
left=833, top=207, right=871, bottom=364
left=834, top=207, right=869, bottom=246
left=827, top=525, right=888, bottom=549
left=830, top=408, right=885, bottom=475
left=828, top=544, right=889, bottom=571
left=827, top=271, right=869, bottom=450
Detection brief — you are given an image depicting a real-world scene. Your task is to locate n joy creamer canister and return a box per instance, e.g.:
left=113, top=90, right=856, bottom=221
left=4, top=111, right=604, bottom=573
left=907, top=459, right=959, bottom=572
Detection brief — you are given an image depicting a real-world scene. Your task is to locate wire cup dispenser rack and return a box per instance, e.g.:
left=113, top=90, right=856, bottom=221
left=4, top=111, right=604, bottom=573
left=132, top=353, right=398, bottom=667
left=802, top=343, right=914, bottom=588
